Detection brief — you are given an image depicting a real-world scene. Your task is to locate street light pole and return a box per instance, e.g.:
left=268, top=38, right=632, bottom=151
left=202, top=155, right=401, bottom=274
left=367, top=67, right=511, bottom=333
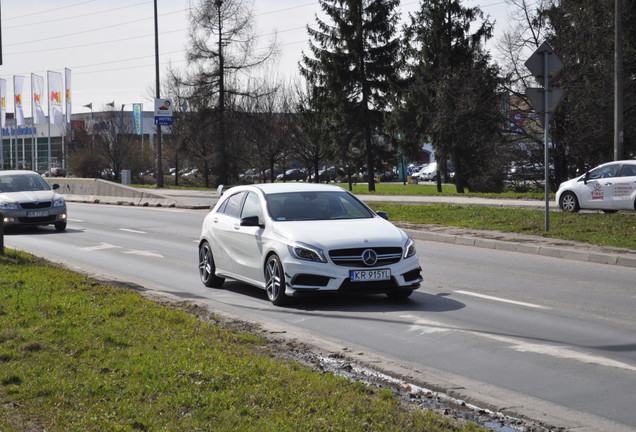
left=614, top=0, right=624, bottom=161
left=154, top=0, right=164, bottom=188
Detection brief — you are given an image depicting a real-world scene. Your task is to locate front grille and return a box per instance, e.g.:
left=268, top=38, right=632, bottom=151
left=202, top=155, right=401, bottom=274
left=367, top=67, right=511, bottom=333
left=329, top=247, right=402, bottom=267
left=291, top=274, right=331, bottom=287
left=17, top=215, right=57, bottom=224
left=20, top=201, right=52, bottom=209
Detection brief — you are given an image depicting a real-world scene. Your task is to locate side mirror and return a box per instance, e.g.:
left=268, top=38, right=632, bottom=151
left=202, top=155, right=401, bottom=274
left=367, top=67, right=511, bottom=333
left=376, top=211, right=389, bottom=220
left=240, top=215, right=263, bottom=228
left=583, top=172, right=590, bottom=185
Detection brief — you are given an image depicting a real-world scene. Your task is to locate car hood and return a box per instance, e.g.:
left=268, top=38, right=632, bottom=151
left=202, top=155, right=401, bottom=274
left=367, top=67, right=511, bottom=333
left=271, top=217, right=409, bottom=249
left=0, top=190, right=58, bottom=202
left=557, top=175, right=583, bottom=191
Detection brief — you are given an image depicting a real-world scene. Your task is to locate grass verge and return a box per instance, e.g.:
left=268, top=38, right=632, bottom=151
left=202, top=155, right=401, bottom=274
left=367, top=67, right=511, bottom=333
left=339, top=183, right=550, bottom=200
left=366, top=203, right=636, bottom=250
left=0, top=250, right=485, bottom=432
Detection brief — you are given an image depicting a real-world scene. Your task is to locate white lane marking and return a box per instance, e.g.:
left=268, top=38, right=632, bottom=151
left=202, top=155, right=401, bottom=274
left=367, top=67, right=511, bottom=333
left=400, top=315, right=636, bottom=372
left=119, top=228, right=147, bottom=234
left=81, top=243, right=121, bottom=251
left=454, top=290, right=550, bottom=310
left=68, top=218, right=84, bottom=222
left=122, top=249, right=164, bottom=258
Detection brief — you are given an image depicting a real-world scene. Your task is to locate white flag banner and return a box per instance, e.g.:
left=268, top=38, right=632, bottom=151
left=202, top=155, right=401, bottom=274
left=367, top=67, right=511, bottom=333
left=32, top=74, right=46, bottom=124
left=13, top=75, right=26, bottom=126
left=65, top=68, right=71, bottom=123
left=0, top=78, right=6, bottom=129
left=48, top=70, right=64, bottom=125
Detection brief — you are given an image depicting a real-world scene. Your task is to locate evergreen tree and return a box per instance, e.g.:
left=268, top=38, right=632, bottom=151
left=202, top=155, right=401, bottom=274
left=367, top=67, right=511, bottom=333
left=300, top=0, right=401, bottom=192
left=399, top=0, right=503, bottom=193
left=541, top=0, right=636, bottom=178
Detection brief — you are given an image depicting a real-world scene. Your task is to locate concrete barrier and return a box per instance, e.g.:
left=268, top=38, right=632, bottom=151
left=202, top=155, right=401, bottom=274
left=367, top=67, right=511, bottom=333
left=43, top=178, right=180, bottom=207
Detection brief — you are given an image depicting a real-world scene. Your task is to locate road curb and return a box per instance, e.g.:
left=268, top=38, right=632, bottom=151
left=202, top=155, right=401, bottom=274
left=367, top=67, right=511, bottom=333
left=405, top=229, right=636, bottom=268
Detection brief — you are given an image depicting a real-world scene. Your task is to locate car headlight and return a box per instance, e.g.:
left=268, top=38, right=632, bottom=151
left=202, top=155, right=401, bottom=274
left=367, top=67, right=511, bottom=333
left=53, top=196, right=66, bottom=207
left=289, top=242, right=327, bottom=263
left=0, top=201, right=19, bottom=210
left=403, top=237, right=417, bottom=259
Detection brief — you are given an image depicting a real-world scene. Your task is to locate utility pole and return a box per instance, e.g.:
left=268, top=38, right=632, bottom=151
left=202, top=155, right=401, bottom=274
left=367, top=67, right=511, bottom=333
left=215, top=0, right=227, bottom=186
left=614, top=0, right=624, bottom=161
left=154, top=0, right=164, bottom=188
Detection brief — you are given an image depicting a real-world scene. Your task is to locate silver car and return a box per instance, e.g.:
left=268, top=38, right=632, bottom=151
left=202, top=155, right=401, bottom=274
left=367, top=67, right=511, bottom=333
left=0, top=170, right=68, bottom=231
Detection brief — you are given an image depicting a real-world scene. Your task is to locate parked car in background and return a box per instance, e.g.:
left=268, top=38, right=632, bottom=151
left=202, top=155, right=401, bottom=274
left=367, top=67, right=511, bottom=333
left=0, top=170, right=67, bottom=231
left=198, top=183, right=422, bottom=305
left=419, top=162, right=438, bottom=181
left=276, top=168, right=307, bottom=182
left=309, top=166, right=344, bottom=182
left=44, top=167, right=66, bottom=177
left=410, top=164, right=428, bottom=179
left=556, top=160, right=636, bottom=213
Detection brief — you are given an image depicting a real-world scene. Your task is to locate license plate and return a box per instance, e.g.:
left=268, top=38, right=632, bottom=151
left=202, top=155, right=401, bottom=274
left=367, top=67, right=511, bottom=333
left=350, top=268, right=391, bottom=282
left=27, top=210, right=49, bottom=217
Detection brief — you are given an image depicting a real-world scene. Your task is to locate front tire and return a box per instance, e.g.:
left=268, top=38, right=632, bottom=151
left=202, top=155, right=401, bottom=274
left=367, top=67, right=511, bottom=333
left=54, top=221, right=67, bottom=231
left=559, top=191, right=580, bottom=213
left=265, top=254, right=288, bottom=306
left=199, top=241, right=225, bottom=288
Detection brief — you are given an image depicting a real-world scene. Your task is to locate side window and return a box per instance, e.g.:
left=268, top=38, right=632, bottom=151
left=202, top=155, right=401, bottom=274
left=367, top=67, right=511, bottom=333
left=618, top=164, right=636, bottom=177
left=589, top=164, right=619, bottom=180
left=219, top=192, right=245, bottom=218
left=241, top=192, right=263, bottom=221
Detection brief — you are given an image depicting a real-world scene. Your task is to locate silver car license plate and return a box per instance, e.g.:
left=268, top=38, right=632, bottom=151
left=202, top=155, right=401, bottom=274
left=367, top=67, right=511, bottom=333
left=27, top=210, right=49, bottom=217
left=350, top=268, right=391, bottom=282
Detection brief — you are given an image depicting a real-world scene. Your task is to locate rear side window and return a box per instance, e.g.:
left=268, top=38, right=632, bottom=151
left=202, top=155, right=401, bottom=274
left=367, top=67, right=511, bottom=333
left=618, top=164, right=636, bottom=177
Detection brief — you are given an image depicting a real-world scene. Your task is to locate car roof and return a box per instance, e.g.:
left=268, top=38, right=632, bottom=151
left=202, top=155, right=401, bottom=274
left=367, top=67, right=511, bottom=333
left=225, top=183, right=347, bottom=195
left=0, top=170, right=40, bottom=177
left=602, top=160, right=635, bottom=164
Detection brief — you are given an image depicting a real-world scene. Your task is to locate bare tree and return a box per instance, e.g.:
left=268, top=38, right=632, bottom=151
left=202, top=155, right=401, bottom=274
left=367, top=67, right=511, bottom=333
left=183, top=0, right=277, bottom=186
left=89, top=109, right=137, bottom=182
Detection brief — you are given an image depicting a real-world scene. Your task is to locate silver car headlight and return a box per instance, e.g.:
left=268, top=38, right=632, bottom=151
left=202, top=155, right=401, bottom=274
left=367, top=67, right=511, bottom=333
left=0, top=201, right=19, bottom=210
left=289, top=242, right=327, bottom=263
left=53, top=196, right=66, bottom=207
left=403, top=237, right=417, bottom=259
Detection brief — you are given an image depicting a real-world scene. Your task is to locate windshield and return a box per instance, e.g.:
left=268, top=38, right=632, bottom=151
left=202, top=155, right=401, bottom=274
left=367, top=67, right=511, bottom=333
left=0, top=174, right=52, bottom=193
left=266, top=191, right=374, bottom=221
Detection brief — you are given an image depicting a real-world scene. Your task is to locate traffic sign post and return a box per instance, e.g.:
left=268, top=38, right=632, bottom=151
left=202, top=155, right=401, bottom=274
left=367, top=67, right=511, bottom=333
left=154, top=98, right=173, bottom=126
left=524, top=41, right=564, bottom=232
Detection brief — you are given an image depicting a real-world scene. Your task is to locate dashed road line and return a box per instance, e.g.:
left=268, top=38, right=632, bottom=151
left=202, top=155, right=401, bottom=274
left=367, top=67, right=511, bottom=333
left=454, top=290, right=550, bottom=310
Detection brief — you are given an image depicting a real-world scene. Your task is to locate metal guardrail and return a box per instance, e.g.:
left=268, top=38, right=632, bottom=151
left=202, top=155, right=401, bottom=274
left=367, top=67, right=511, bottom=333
left=1, top=212, right=4, bottom=255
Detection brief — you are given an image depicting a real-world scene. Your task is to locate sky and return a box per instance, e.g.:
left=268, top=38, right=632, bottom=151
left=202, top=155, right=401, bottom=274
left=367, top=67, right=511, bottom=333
left=0, top=0, right=515, bottom=118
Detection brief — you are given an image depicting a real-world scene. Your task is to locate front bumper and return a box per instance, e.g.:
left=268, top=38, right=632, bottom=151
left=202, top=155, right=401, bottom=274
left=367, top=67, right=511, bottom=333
left=282, top=255, right=423, bottom=297
left=2, top=207, right=67, bottom=227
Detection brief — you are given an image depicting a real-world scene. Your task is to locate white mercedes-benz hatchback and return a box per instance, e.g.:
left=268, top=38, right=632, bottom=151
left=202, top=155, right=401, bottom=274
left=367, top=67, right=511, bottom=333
left=198, top=183, right=422, bottom=305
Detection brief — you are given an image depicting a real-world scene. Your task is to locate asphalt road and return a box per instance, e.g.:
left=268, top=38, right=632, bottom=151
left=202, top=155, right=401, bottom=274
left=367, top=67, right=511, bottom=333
left=3, top=202, right=635, bottom=432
